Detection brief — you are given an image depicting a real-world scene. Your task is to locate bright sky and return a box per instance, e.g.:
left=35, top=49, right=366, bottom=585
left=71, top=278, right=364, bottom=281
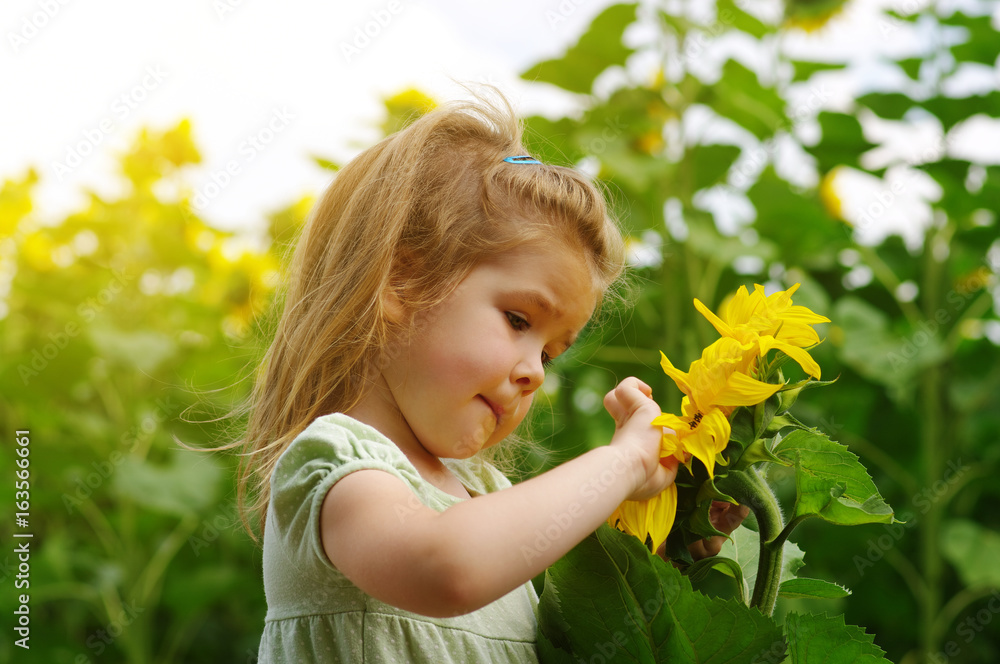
left=1, top=0, right=611, bottom=234
left=2, top=0, right=997, bottom=244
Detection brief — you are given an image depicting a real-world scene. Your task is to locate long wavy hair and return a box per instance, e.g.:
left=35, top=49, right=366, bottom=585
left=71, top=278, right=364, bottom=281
left=228, top=87, right=626, bottom=540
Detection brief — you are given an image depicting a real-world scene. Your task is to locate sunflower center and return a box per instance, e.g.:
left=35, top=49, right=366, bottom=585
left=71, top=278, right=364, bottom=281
left=689, top=412, right=703, bottom=430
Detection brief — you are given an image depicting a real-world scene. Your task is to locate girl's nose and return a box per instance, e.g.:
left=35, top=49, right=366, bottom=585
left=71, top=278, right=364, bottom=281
left=514, top=354, right=545, bottom=393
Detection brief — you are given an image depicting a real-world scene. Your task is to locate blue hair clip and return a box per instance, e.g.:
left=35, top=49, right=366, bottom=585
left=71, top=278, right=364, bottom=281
left=503, top=155, right=542, bottom=164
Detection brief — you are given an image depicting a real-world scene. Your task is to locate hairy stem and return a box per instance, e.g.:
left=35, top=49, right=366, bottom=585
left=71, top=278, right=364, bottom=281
left=723, top=468, right=786, bottom=615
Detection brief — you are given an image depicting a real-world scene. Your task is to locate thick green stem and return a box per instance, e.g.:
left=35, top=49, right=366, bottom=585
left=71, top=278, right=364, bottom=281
left=723, top=468, right=786, bottom=615
left=918, top=221, right=949, bottom=662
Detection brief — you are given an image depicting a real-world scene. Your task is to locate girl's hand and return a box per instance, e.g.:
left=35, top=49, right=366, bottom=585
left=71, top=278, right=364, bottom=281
left=603, top=377, right=677, bottom=502
left=688, top=501, right=751, bottom=559
left=655, top=501, right=752, bottom=562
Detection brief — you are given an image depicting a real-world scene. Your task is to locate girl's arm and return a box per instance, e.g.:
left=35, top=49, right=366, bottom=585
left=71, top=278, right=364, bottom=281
left=320, top=377, right=675, bottom=618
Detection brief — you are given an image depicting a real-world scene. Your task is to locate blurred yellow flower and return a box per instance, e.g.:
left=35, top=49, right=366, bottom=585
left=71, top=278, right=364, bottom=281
left=819, top=167, right=846, bottom=221
left=21, top=232, right=55, bottom=272
left=635, top=130, right=665, bottom=155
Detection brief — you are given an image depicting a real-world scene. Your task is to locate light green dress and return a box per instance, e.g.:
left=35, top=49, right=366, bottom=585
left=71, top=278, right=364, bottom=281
left=258, top=413, right=540, bottom=663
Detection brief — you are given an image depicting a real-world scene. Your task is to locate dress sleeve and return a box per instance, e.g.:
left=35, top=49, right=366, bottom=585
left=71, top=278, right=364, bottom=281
left=267, top=414, right=424, bottom=575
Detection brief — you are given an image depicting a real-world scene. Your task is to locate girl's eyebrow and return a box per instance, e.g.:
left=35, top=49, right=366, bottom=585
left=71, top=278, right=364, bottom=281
left=508, top=289, right=562, bottom=318
left=507, top=288, right=581, bottom=351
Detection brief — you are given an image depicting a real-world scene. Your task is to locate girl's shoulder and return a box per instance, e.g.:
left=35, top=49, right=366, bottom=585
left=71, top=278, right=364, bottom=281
left=273, top=412, right=416, bottom=484
left=441, top=454, right=515, bottom=497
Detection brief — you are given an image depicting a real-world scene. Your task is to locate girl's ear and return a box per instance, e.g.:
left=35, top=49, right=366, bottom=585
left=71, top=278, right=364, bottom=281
left=382, top=286, right=406, bottom=324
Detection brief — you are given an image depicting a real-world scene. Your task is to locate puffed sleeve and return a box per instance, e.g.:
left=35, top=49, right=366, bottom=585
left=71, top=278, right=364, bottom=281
left=267, top=413, right=425, bottom=575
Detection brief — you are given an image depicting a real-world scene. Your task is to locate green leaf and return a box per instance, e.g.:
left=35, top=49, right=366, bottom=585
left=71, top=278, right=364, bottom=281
left=856, top=92, right=913, bottom=120
left=521, top=3, right=638, bottom=94
left=833, top=296, right=947, bottom=401
left=717, top=0, right=771, bottom=38
left=688, top=144, right=741, bottom=192
left=113, top=450, right=222, bottom=517
left=779, top=577, right=851, bottom=599
left=897, top=57, right=923, bottom=81
left=923, top=94, right=992, bottom=133
left=778, top=377, right=839, bottom=414
left=311, top=156, right=340, bottom=171
left=813, top=112, right=876, bottom=172
left=747, top=168, right=844, bottom=270
left=701, top=60, right=786, bottom=140
left=773, top=429, right=896, bottom=526
left=754, top=392, right=780, bottom=440
left=734, top=434, right=789, bottom=470
left=791, top=59, right=846, bottom=83
left=537, top=524, right=785, bottom=663
left=686, top=555, right=748, bottom=603
left=87, top=323, right=177, bottom=374
left=522, top=114, right=587, bottom=166
left=943, top=12, right=1000, bottom=66
left=941, top=518, right=1000, bottom=588
left=717, top=525, right=805, bottom=603
left=784, top=612, right=892, bottom=663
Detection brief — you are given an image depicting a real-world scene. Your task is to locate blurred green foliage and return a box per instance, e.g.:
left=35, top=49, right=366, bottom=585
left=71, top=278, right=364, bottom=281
left=1, top=2, right=998, bottom=663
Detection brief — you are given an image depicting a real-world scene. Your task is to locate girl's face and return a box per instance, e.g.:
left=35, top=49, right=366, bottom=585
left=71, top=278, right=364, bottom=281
left=365, top=241, right=600, bottom=462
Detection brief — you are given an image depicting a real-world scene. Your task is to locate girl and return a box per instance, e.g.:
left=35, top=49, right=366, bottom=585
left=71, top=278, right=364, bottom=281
left=237, top=89, right=678, bottom=663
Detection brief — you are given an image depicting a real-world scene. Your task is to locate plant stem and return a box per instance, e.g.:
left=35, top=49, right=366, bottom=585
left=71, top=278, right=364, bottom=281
left=918, top=221, right=950, bottom=662
left=724, top=468, right=786, bottom=615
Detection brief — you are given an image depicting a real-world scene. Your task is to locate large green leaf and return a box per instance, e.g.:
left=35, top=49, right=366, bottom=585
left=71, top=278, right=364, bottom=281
left=747, top=168, right=844, bottom=270
left=833, top=296, right=947, bottom=401
left=87, top=322, right=177, bottom=374
left=785, top=613, right=893, bottom=663
left=113, top=449, right=222, bottom=516
left=856, top=92, right=914, bottom=121
left=943, top=12, right=1000, bottom=66
left=537, top=524, right=785, bottom=663
left=773, top=429, right=895, bottom=526
left=688, top=144, right=742, bottom=192
left=813, top=112, right=876, bottom=173
left=790, top=59, right=846, bottom=82
left=717, top=0, right=771, bottom=38
left=521, top=3, right=638, bottom=94
left=940, top=519, right=1000, bottom=588
left=923, top=94, right=994, bottom=132
left=701, top=60, right=786, bottom=140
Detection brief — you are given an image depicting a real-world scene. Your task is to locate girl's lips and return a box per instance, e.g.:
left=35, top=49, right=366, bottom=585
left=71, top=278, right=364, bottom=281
left=479, top=395, right=503, bottom=421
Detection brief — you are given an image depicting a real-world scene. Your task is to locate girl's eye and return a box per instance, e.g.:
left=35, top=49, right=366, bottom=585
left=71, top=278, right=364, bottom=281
left=505, top=311, right=529, bottom=331
left=505, top=311, right=554, bottom=367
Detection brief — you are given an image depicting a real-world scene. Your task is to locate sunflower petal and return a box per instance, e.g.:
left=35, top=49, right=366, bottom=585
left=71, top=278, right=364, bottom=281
left=758, top=336, right=822, bottom=379
left=652, top=413, right=687, bottom=431
left=722, top=285, right=759, bottom=326
left=648, top=483, right=677, bottom=553
left=694, top=298, right=734, bottom=337
left=659, top=351, right=693, bottom=396
left=714, top=371, right=782, bottom=407
left=679, top=408, right=731, bottom=479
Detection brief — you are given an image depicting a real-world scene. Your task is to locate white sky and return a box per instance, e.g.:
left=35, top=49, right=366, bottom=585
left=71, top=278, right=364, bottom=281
left=1, top=0, right=997, bottom=242
left=1, top=0, right=610, bottom=233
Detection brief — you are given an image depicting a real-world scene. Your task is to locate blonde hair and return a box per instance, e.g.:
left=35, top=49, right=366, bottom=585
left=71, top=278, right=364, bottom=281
left=232, top=88, right=625, bottom=540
